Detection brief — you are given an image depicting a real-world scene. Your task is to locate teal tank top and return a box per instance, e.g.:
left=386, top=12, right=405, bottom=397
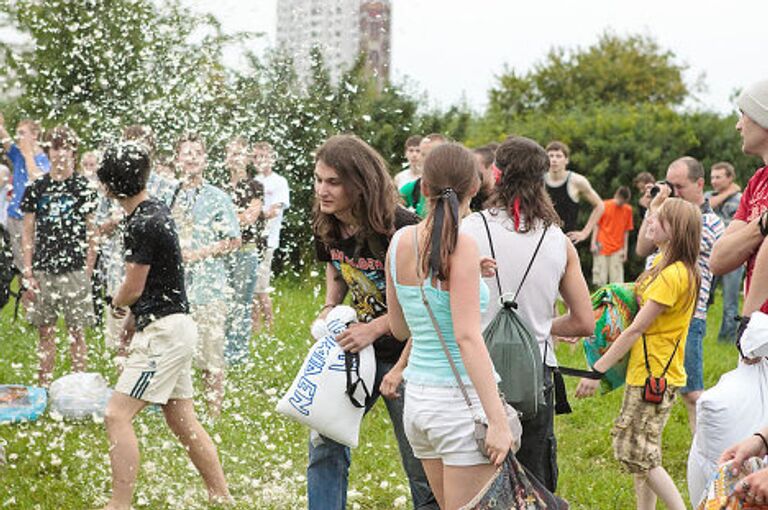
left=390, top=226, right=490, bottom=386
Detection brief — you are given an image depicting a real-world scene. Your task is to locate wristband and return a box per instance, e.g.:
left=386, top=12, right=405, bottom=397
left=754, top=432, right=768, bottom=454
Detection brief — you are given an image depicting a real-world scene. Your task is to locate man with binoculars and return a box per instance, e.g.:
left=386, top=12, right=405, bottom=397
left=636, top=157, right=724, bottom=433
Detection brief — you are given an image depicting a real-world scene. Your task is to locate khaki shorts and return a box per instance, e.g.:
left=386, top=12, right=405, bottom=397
left=115, top=314, right=196, bottom=404
left=592, top=251, right=625, bottom=287
left=612, top=385, right=677, bottom=474
left=192, top=302, right=226, bottom=373
left=26, top=270, right=94, bottom=328
left=254, top=248, right=275, bottom=294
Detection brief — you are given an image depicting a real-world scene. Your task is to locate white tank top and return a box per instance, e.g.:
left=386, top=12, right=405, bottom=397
left=462, top=209, right=568, bottom=367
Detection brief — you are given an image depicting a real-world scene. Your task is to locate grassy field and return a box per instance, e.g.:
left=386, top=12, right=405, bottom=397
left=0, top=276, right=740, bottom=509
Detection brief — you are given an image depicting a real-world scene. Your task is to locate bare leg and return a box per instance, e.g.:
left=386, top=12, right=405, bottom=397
left=37, top=325, right=57, bottom=387
left=645, top=466, right=686, bottom=510
left=67, top=326, right=88, bottom=372
left=420, top=459, right=445, bottom=510
left=257, top=293, right=273, bottom=332
left=202, top=369, right=224, bottom=418
left=682, top=391, right=701, bottom=434
left=633, top=473, right=657, bottom=510
left=443, top=463, right=498, bottom=510
left=251, top=294, right=263, bottom=334
left=162, top=399, right=231, bottom=504
left=102, top=392, right=147, bottom=510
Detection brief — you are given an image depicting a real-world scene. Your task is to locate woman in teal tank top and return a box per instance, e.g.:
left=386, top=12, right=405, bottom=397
left=385, top=143, right=514, bottom=509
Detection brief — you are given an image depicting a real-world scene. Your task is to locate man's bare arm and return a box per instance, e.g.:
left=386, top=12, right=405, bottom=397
left=711, top=219, right=763, bottom=276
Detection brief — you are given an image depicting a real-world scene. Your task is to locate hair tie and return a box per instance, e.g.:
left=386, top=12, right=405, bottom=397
left=430, top=187, right=460, bottom=279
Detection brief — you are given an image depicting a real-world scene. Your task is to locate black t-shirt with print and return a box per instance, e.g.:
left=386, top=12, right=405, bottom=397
left=315, top=207, right=420, bottom=364
left=20, top=174, right=98, bottom=274
left=226, top=178, right=265, bottom=245
left=123, top=198, right=189, bottom=331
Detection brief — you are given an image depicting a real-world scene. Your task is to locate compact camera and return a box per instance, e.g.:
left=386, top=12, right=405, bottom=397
left=650, top=181, right=675, bottom=198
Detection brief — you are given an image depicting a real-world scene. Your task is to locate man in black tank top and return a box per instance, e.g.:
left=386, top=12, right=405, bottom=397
left=544, top=141, right=604, bottom=243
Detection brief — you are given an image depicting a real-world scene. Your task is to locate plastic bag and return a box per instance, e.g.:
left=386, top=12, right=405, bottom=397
left=276, top=306, right=376, bottom=448
left=696, top=457, right=768, bottom=510
left=0, top=385, right=47, bottom=424
left=688, top=360, right=768, bottom=506
left=49, top=372, right=112, bottom=420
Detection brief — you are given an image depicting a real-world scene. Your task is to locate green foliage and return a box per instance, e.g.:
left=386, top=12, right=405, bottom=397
left=487, top=31, right=688, bottom=117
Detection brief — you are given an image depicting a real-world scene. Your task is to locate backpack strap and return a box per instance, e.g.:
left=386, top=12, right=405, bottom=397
left=479, top=212, right=502, bottom=295
left=512, top=225, right=548, bottom=306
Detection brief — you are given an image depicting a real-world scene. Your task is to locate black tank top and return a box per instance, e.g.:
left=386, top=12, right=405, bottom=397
left=546, top=171, right=579, bottom=233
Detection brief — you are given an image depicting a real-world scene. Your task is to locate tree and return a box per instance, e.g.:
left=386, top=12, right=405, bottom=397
left=487, top=32, right=688, bottom=119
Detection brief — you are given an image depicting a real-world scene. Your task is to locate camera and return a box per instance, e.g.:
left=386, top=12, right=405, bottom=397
left=650, top=181, right=675, bottom=198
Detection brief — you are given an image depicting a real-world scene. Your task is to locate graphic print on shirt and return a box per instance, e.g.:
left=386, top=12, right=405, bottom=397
left=329, top=248, right=386, bottom=323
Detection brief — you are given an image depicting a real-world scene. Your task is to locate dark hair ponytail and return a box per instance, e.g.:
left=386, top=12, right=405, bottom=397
left=419, top=144, right=478, bottom=280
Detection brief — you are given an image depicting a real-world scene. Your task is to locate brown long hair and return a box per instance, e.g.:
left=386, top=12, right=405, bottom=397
left=312, top=135, right=399, bottom=255
left=419, top=143, right=479, bottom=280
left=489, top=136, right=561, bottom=231
left=636, top=198, right=701, bottom=311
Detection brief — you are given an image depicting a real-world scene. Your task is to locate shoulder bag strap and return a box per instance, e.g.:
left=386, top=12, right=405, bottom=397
left=512, top=225, right=548, bottom=306
left=643, top=334, right=682, bottom=378
left=413, top=227, right=481, bottom=423
left=479, top=212, right=502, bottom=295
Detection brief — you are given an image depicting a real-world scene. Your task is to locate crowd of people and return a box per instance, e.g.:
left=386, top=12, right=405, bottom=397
left=1, top=77, right=768, bottom=509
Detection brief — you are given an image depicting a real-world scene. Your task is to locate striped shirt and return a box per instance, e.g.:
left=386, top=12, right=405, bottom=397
left=696, top=202, right=724, bottom=320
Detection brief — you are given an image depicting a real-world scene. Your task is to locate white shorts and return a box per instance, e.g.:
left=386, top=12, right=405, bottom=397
left=403, top=382, right=491, bottom=466
left=254, top=248, right=275, bottom=294
left=191, top=302, right=226, bottom=373
left=115, top=314, right=197, bottom=404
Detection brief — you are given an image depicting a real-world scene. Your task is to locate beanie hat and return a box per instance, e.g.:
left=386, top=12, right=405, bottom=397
left=737, top=79, right=768, bottom=129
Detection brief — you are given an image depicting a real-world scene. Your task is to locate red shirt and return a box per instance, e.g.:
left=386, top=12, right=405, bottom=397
left=733, top=165, right=768, bottom=312
left=596, top=199, right=634, bottom=255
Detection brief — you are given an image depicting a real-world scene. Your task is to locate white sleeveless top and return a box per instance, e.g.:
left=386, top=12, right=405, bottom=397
left=462, top=209, right=568, bottom=367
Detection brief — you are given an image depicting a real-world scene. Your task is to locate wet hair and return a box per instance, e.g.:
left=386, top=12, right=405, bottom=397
left=97, top=142, right=151, bottom=198
left=636, top=198, right=701, bottom=312
left=405, top=135, right=422, bottom=149
left=174, top=132, right=206, bottom=154
left=616, top=186, right=631, bottom=201
left=711, top=161, right=736, bottom=179
left=122, top=124, right=156, bottom=158
left=489, top=136, right=561, bottom=232
left=545, top=140, right=570, bottom=158
left=419, top=143, right=479, bottom=280
left=43, top=125, right=79, bottom=156
left=312, top=135, right=399, bottom=253
left=18, top=119, right=41, bottom=138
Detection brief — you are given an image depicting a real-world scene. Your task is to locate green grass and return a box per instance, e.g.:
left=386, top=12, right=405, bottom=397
left=0, top=278, right=740, bottom=509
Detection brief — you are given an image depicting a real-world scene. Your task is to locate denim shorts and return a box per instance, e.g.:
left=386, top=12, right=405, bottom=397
left=403, top=383, right=490, bottom=466
left=681, top=317, right=707, bottom=394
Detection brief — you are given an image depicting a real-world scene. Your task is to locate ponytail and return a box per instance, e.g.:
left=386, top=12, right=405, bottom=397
left=422, top=187, right=460, bottom=281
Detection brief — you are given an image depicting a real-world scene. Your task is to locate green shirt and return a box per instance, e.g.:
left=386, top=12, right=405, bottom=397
left=399, top=178, right=427, bottom=218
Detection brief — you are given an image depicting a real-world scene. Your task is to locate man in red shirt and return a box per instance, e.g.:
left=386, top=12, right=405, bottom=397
left=711, top=79, right=768, bottom=320
left=591, top=186, right=634, bottom=287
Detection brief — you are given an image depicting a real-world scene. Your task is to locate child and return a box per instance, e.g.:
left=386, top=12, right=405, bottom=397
left=576, top=197, right=702, bottom=510
left=96, top=142, right=231, bottom=509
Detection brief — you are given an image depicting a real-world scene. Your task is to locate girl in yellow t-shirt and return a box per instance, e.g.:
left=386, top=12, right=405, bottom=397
left=576, top=198, right=701, bottom=510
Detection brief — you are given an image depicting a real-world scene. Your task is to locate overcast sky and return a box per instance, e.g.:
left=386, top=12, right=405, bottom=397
left=182, top=0, right=768, bottom=115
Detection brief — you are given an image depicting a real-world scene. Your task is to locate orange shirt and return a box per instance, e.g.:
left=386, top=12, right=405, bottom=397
left=596, top=199, right=634, bottom=255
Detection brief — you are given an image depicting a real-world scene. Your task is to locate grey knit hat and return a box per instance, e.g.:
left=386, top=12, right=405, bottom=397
left=738, top=79, right=768, bottom=129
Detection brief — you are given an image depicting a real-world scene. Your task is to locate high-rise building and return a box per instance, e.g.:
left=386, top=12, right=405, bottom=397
left=276, top=0, right=391, bottom=88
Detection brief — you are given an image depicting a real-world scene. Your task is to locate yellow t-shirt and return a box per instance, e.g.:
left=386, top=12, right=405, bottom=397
left=625, top=261, right=695, bottom=387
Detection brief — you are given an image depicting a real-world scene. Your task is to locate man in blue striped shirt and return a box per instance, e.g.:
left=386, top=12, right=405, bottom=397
left=636, top=156, right=724, bottom=433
